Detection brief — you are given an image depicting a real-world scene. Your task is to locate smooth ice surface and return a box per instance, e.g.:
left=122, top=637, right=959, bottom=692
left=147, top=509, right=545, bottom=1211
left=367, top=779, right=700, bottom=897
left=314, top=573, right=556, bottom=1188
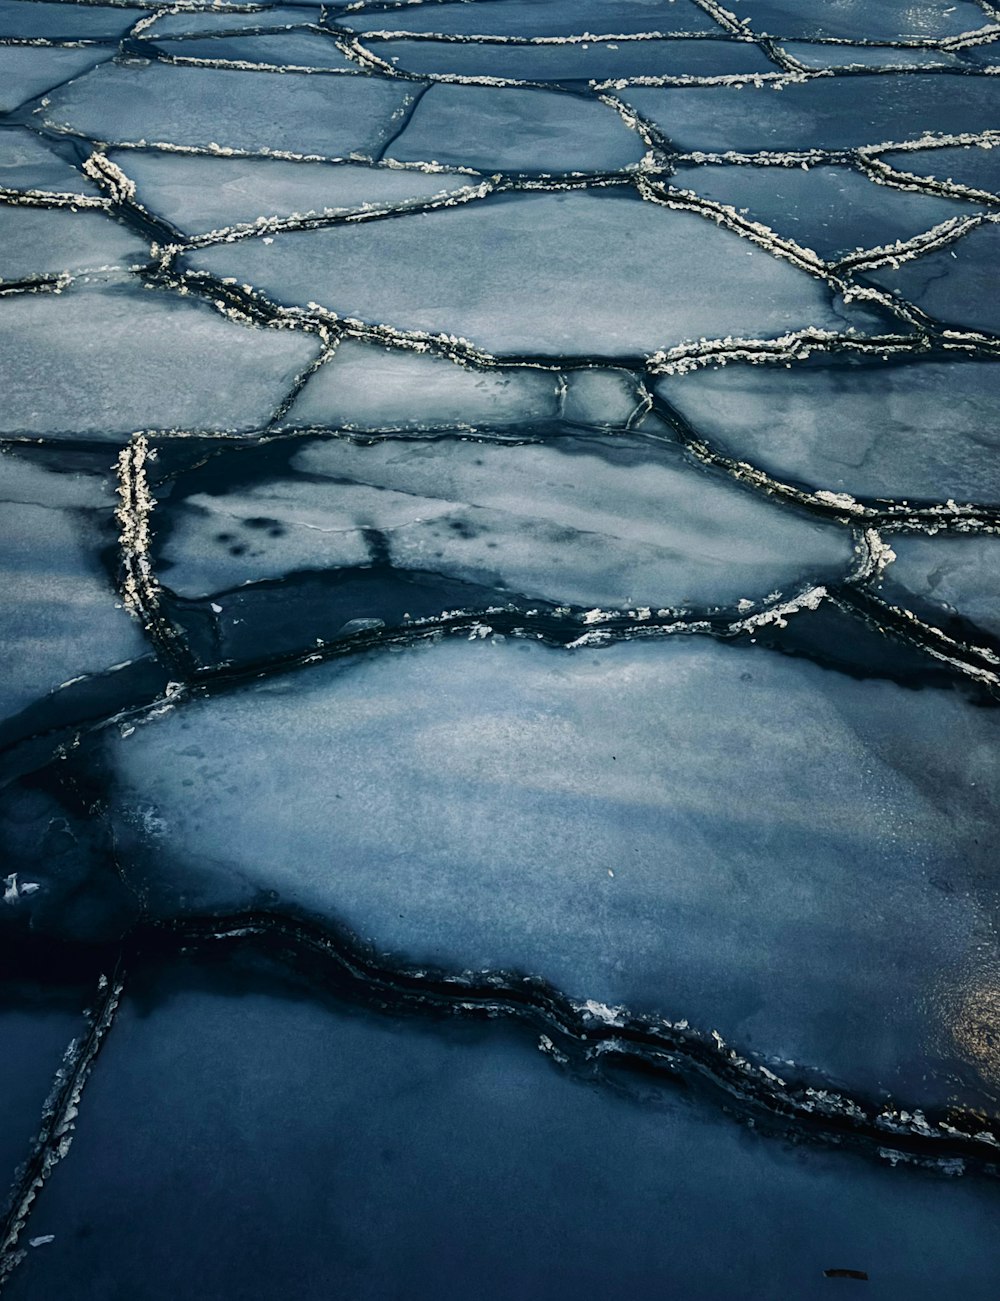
left=343, top=0, right=723, bottom=37
left=725, top=0, right=992, bottom=39
left=880, top=143, right=1000, bottom=196
left=0, top=206, right=147, bottom=282
left=656, top=357, right=1000, bottom=504
left=0, top=283, right=319, bottom=437
left=0, top=126, right=100, bottom=197
left=371, top=36, right=775, bottom=81
left=6, top=958, right=1000, bottom=1301
left=863, top=220, right=1000, bottom=335
left=623, top=75, right=1000, bottom=153
left=878, top=534, right=1000, bottom=642
left=40, top=62, right=416, bottom=158
left=0, top=45, right=107, bottom=113
left=0, top=453, right=148, bottom=722
left=152, top=432, right=852, bottom=606
left=111, top=150, right=480, bottom=237
left=0, top=0, right=142, bottom=38
left=101, top=637, right=1000, bottom=1108
left=386, top=84, right=646, bottom=174
left=147, top=31, right=360, bottom=71
left=668, top=162, right=978, bottom=260
left=184, top=190, right=877, bottom=357
left=284, top=339, right=560, bottom=430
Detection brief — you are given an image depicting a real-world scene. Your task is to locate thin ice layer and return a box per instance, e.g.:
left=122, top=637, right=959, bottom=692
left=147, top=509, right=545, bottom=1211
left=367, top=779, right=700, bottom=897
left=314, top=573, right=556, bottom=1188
left=183, top=190, right=878, bottom=357
left=0, top=282, right=319, bottom=437
left=284, top=339, right=560, bottom=430
left=40, top=61, right=416, bottom=158
left=655, top=356, right=1000, bottom=504
left=99, top=636, right=1000, bottom=1109
left=0, top=45, right=108, bottom=113
left=880, top=143, right=1000, bottom=196
left=343, top=0, right=722, bottom=37
left=724, top=0, right=991, bottom=39
left=5, top=957, right=1000, bottom=1301
left=877, top=533, right=1000, bottom=642
left=0, top=206, right=147, bottom=283
left=386, top=84, right=646, bottom=174
left=0, top=452, right=149, bottom=723
left=0, top=127, right=100, bottom=198
left=152, top=432, right=852, bottom=605
left=110, top=150, right=481, bottom=237
left=667, top=162, right=978, bottom=260
left=862, top=219, right=1000, bottom=335
left=370, top=36, right=775, bottom=81
left=622, top=75, right=1000, bottom=153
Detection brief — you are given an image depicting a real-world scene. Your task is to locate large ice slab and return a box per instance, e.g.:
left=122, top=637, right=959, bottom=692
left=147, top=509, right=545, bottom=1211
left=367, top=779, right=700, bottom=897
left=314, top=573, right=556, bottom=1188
left=146, top=30, right=360, bottom=72
left=284, top=339, right=560, bottom=430
left=40, top=62, right=416, bottom=159
left=880, top=143, right=1000, bottom=196
left=655, top=356, right=1000, bottom=504
left=877, top=533, right=1000, bottom=643
left=862, top=220, right=1000, bottom=335
left=724, top=0, right=992, bottom=40
left=0, top=282, right=319, bottom=437
left=90, top=636, right=1000, bottom=1109
left=343, top=0, right=723, bottom=37
left=370, top=36, right=775, bottom=81
left=0, top=451, right=149, bottom=723
left=668, top=161, right=978, bottom=260
left=0, top=45, right=107, bottom=113
left=0, top=0, right=142, bottom=39
left=184, top=190, right=879, bottom=357
left=622, top=75, right=1000, bottom=153
left=5, top=955, right=1000, bottom=1301
left=152, top=431, right=852, bottom=606
left=386, top=84, right=645, bottom=174
left=109, top=150, right=481, bottom=238
left=0, top=206, right=147, bottom=283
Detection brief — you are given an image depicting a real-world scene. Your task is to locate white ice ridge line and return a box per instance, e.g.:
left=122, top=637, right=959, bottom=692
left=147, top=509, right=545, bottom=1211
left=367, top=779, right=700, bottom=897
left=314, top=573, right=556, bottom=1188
left=144, top=52, right=368, bottom=75
left=115, top=433, right=160, bottom=626
left=832, top=212, right=998, bottom=276
left=861, top=156, right=1000, bottom=208
left=0, top=973, right=124, bottom=1290
left=331, top=27, right=762, bottom=44
left=674, top=128, right=1000, bottom=169
left=0, top=186, right=108, bottom=210
left=837, top=590, right=1000, bottom=681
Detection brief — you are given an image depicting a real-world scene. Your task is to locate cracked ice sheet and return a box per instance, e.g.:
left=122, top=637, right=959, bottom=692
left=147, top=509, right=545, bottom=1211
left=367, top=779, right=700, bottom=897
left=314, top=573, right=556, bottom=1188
left=108, top=150, right=481, bottom=240
left=655, top=356, right=1000, bottom=505
left=667, top=162, right=980, bottom=262
left=621, top=75, right=1000, bottom=154
left=385, top=84, right=645, bottom=174
left=91, top=636, right=1000, bottom=1112
left=0, top=45, right=108, bottom=114
left=725, top=0, right=993, bottom=40
left=861, top=220, right=1000, bottom=336
left=877, top=534, right=1000, bottom=644
left=0, top=207, right=147, bottom=284
left=184, top=190, right=884, bottom=358
left=0, top=451, right=148, bottom=724
left=342, top=0, right=724, bottom=37
left=0, top=126, right=101, bottom=199
left=5, top=957, right=1000, bottom=1301
left=152, top=432, right=852, bottom=608
left=370, top=36, right=776, bottom=81
left=39, top=62, right=417, bottom=159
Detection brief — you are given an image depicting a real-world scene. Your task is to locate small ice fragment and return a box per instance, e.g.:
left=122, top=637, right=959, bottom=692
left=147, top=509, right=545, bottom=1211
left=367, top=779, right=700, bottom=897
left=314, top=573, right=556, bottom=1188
left=29, top=1236, right=55, bottom=1248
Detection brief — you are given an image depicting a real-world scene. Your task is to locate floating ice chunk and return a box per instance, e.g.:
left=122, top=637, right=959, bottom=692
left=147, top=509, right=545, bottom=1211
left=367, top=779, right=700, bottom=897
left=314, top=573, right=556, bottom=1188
left=154, top=432, right=852, bottom=606
left=780, top=41, right=960, bottom=70
left=877, top=533, right=1000, bottom=643
left=724, top=0, right=989, bottom=39
left=41, top=62, right=416, bottom=159
left=102, top=636, right=1000, bottom=1110
left=562, top=368, right=645, bottom=427
left=0, top=282, right=319, bottom=438
left=622, top=75, right=1000, bottom=153
left=0, top=207, right=148, bottom=283
left=879, top=143, right=1000, bottom=197
left=668, top=162, right=979, bottom=262
left=0, top=452, right=149, bottom=723
left=0, top=45, right=109, bottom=114
left=655, top=356, right=1000, bottom=504
left=861, top=220, right=1000, bottom=335
left=147, top=31, right=360, bottom=72
left=284, top=340, right=559, bottom=432
left=0, top=127, right=101, bottom=198
left=386, top=84, right=645, bottom=174
left=372, top=36, right=774, bottom=82
left=343, top=0, right=722, bottom=37
left=109, top=151, right=482, bottom=238
left=0, top=0, right=139, bottom=39
left=185, top=190, right=880, bottom=357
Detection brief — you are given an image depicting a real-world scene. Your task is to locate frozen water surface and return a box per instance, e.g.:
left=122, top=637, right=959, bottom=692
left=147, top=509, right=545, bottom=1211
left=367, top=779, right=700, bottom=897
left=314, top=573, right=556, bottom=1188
left=2, top=4, right=1000, bottom=1295
left=184, top=190, right=880, bottom=356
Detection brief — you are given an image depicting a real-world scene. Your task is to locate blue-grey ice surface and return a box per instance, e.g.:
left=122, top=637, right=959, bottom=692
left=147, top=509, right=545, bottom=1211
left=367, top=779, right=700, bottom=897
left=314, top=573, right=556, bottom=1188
left=2, top=1, right=1000, bottom=1297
